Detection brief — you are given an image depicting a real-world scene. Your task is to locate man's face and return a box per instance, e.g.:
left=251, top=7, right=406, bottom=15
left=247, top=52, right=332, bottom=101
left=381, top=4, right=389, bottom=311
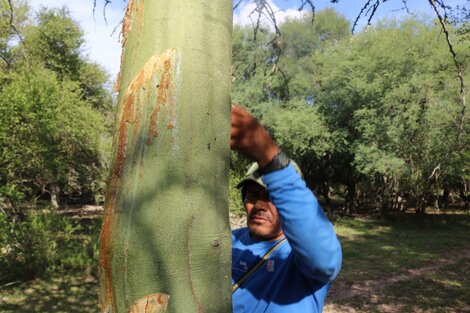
left=243, top=182, right=284, bottom=241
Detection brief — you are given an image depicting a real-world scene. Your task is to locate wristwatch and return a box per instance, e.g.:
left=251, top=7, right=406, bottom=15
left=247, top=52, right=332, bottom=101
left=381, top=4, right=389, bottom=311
left=259, top=150, right=290, bottom=175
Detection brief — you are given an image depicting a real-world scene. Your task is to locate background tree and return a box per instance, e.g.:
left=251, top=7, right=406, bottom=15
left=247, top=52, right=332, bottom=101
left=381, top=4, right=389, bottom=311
left=230, top=9, right=469, bottom=216
left=0, top=0, right=113, bottom=285
left=313, top=17, right=469, bottom=214
left=0, top=66, right=105, bottom=207
left=0, top=3, right=112, bottom=208
left=231, top=9, right=350, bottom=211
left=0, top=0, right=28, bottom=68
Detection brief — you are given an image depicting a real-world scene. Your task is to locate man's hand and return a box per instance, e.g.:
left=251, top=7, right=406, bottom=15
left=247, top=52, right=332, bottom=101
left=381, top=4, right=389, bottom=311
left=230, top=105, right=279, bottom=168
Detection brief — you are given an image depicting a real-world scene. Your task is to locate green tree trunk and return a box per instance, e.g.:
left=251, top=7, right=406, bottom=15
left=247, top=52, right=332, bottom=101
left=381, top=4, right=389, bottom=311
left=99, top=1, right=233, bottom=312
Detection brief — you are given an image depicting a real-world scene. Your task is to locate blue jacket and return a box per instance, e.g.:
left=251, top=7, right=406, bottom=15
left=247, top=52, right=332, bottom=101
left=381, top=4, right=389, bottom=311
left=232, top=164, right=342, bottom=312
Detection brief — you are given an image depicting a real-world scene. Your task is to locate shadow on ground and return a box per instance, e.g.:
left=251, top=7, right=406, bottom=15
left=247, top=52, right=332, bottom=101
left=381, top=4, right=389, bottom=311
left=0, top=275, right=99, bottom=313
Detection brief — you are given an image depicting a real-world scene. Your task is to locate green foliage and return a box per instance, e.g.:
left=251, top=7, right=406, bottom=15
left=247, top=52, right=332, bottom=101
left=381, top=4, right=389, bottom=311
left=232, top=10, right=469, bottom=213
left=22, top=7, right=83, bottom=79
left=0, top=3, right=113, bottom=206
left=229, top=169, right=245, bottom=215
left=0, top=209, right=99, bottom=282
left=260, top=101, right=335, bottom=190
left=0, top=65, right=106, bottom=203
left=229, top=149, right=252, bottom=215
left=231, top=25, right=274, bottom=104
left=78, top=61, right=113, bottom=113
left=20, top=6, right=113, bottom=112
left=313, top=17, right=469, bottom=210
left=278, top=9, right=350, bottom=101
left=0, top=0, right=29, bottom=67
left=232, top=10, right=350, bottom=104
left=262, top=101, right=332, bottom=158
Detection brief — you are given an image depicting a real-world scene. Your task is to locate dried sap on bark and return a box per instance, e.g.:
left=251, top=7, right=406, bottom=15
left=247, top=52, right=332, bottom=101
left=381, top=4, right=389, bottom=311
left=127, top=294, right=170, bottom=313
left=121, top=0, right=144, bottom=48
left=119, top=48, right=179, bottom=145
left=115, top=0, right=145, bottom=92
left=99, top=48, right=179, bottom=313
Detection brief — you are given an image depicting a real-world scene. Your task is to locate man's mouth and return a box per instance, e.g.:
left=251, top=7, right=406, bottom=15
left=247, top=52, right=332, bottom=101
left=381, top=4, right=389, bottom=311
left=250, top=214, right=269, bottom=222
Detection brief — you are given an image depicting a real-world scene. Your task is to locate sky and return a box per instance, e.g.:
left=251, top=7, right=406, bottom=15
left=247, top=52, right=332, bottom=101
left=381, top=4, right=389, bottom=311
left=27, top=0, right=467, bottom=81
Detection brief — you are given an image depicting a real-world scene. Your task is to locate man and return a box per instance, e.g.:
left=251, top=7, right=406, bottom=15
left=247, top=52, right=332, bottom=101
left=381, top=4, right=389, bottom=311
left=230, top=106, right=342, bottom=313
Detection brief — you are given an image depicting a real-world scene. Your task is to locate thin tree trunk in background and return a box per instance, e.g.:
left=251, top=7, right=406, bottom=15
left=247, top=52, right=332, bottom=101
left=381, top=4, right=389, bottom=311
left=346, top=171, right=355, bottom=214
left=49, top=184, right=59, bottom=209
left=460, top=178, right=469, bottom=211
left=99, top=1, right=233, bottom=312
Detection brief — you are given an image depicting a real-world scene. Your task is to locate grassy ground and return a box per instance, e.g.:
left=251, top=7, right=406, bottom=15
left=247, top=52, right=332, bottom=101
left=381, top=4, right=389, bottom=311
left=1, top=213, right=469, bottom=313
left=0, top=275, right=99, bottom=313
left=325, top=214, right=470, bottom=313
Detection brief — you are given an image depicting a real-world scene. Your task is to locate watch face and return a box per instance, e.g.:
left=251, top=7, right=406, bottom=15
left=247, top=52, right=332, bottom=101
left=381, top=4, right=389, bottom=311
left=278, top=151, right=290, bottom=166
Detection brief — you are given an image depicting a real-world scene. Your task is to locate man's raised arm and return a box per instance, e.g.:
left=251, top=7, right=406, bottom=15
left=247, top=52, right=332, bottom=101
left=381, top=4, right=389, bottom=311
left=230, top=105, right=342, bottom=283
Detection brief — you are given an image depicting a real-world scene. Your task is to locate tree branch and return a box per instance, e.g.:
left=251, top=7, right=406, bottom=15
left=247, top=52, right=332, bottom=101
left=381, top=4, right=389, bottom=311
left=262, top=0, right=281, bottom=35
left=7, top=0, right=21, bottom=39
left=0, top=54, right=11, bottom=68
left=298, top=0, right=315, bottom=12
left=93, top=0, right=97, bottom=20
left=352, top=0, right=383, bottom=34
left=402, top=0, right=411, bottom=14
left=298, top=0, right=315, bottom=24
left=6, top=0, right=28, bottom=63
left=428, top=163, right=441, bottom=180
left=434, top=0, right=451, bottom=20
left=233, top=0, right=243, bottom=11
left=248, top=3, right=263, bottom=41
left=103, top=0, right=111, bottom=25
left=424, top=0, right=467, bottom=191
left=111, top=20, right=123, bottom=37
left=429, top=0, right=466, bottom=141
left=93, top=0, right=111, bottom=24
left=390, top=1, right=417, bottom=18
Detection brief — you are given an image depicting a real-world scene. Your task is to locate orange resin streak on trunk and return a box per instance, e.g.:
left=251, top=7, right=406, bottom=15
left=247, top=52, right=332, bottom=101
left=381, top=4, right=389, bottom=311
left=100, top=92, right=134, bottom=312
left=127, top=293, right=170, bottom=313
left=100, top=48, right=177, bottom=313
left=115, top=0, right=145, bottom=92
left=147, top=50, right=177, bottom=145
left=122, top=0, right=134, bottom=39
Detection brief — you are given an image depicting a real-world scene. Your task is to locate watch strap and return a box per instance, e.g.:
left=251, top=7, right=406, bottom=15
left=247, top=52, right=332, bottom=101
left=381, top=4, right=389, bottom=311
left=258, top=150, right=290, bottom=175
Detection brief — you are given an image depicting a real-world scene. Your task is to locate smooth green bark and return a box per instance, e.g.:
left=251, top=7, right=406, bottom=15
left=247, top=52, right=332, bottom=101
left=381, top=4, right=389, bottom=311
left=99, top=1, right=233, bottom=312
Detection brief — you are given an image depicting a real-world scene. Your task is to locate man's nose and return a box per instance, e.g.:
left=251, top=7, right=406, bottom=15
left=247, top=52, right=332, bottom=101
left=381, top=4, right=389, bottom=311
left=254, top=200, right=268, bottom=210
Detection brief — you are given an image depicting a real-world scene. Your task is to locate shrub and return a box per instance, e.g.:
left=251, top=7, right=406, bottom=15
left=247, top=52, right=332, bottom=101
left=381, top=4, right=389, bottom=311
left=229, top=170, right=245, bottom=215
left=0, top=209, right=100, bottom=283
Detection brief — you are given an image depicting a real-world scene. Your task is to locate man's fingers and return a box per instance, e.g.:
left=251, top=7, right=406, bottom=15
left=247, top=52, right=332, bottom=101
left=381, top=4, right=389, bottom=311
left=231, top=111, right=244, bottom=126
left=231, top=106, right=248, bottom=121
left=231, top=105, right=265, bottom=158
left=230, top=139, right=241, bottom=151
left=231, top=127, right=241, bottom=138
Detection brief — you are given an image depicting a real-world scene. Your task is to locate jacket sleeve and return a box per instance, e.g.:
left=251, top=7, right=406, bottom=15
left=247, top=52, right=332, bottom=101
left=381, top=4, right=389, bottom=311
left=262, top=164, right=342, bottom=284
